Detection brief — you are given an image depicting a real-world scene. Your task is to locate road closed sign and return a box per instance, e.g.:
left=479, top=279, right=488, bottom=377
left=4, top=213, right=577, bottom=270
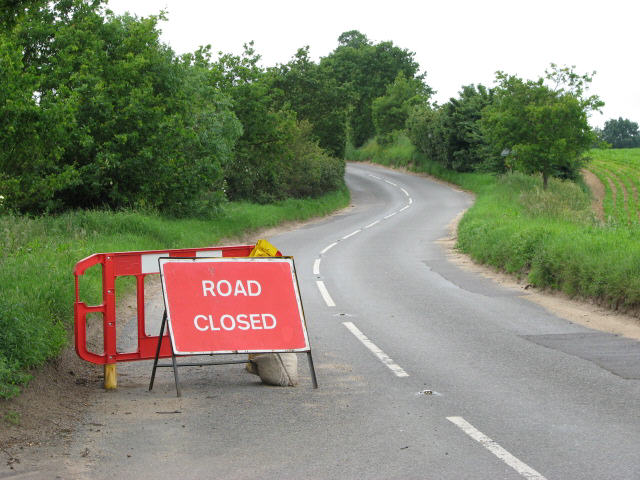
left=158, top=257, right=310, bottom=355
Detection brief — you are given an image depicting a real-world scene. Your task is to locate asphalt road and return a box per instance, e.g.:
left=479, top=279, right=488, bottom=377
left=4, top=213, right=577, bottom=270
left=26, top=163, right=640, bottom=479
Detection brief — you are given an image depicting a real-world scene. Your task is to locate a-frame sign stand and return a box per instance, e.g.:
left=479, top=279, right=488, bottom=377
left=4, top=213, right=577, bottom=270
left=148, top=256, right=318, bottom=397
left=148, top=310, right=259, bottom=397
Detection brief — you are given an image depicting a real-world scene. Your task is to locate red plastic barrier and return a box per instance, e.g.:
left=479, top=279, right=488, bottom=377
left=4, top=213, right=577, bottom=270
left=74, top=245, right=257, bottom=365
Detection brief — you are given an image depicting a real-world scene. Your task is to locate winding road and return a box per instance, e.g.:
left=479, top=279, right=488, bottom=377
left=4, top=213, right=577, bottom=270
left=27, top=163, right=640, bottom=479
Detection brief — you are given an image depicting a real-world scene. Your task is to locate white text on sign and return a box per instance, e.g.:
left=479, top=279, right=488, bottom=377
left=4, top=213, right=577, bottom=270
left=196, top=279, right=276, bottom=333
left=194, top=313, right=276, bottom=331
left=201, top=279, right=261, bottom=297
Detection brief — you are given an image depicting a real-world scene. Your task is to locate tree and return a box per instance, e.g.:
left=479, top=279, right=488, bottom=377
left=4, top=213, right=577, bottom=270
left=405, top=84, right=494, bottom=172
left=0, top=1, right=242, bottom=215
left=480, top=66, right=603, bottom=188
left=270, top=47, right=350, bottom=158
left=406, top=104, right=448, bottom=166
left=372, top=71, right=430, bottom=144
left=211, top=43, right=345, bottom=202
left=321, top=30, right=430, bottom=147
left=0, top=0, right=47, bottom=30
left=601, top=117, right=640, bottom=148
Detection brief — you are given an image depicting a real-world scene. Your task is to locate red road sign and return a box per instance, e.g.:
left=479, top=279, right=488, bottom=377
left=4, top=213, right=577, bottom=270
left=159, top=257, right=310, bottom=355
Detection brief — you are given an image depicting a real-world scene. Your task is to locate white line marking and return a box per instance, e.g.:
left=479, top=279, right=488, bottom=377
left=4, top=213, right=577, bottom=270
left=316, top=281, right=336, bottom=307
left=369, top=174, right=381, bottom=180
left=342, top=322, right=409, bottom=377
left=401, top=188, right=410, bottom=196
left=320, top=242, right=337, bottom=255
left=409, top=197, right=413, bottom=204
left=365, top=220, right=380, bottom=229
left=447, top=417, right=547, bottom=480
left=384, top=212, right=397, bottom=219
left=313, top=258, right=321, bottom=275
left=384, top=180, right=397, bottom=186
left=399, top=205, right=410, bottom=212
left=342, top=229, right=361, bottom=240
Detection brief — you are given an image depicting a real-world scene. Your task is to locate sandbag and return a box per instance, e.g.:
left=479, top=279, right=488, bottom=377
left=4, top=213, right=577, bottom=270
left=246, top=353, right=259, bottom=375
left=250, top=353, right=298, bottom=386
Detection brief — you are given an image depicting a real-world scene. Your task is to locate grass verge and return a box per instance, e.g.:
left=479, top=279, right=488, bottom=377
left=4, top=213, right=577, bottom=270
left=0, top=187, right=350, bottom=398
left=348, top=136, right=640, bottom=315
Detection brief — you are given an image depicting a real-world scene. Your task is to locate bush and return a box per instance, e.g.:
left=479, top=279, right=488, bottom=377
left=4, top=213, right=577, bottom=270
left=0, top=3, right=242, bottom=215
left=406, top=85, right=493, bottom=172
left=345, top=132, right=415, bottom=167
left=284, top=121, right=346, bottom=197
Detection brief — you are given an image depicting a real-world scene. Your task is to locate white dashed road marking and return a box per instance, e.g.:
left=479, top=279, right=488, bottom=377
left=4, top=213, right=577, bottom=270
left=447, top=417, right=547, bottom=480
left=320, top=242, right=337, bottom=255
left=365, top=220, right=381, bottom=229
left=316, top=281, right=336, bottom=307
left=315, top=172, right=412, bottom=309
left=342, top=230, right=361, bottom=240
left=343, top=322, right=409, bottom=377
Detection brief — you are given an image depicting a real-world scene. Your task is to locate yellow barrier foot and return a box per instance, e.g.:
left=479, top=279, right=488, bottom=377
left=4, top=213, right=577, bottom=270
left=104, top=364, right=117, bottom=389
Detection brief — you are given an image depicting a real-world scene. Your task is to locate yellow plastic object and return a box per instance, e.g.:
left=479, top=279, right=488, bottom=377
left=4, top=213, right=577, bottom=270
left=248, top=239, right=279, bottom=371
left=249, top=239, right=279, bottom=257
left=104, top=364, right=117, bottom=389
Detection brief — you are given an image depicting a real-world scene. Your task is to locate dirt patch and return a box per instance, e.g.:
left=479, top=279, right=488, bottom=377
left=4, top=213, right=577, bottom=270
left=0, top=343, right=100, bottom=468
left=441, top=210, right=640, bottom=341
left=582, top=169, right=605, bottom=222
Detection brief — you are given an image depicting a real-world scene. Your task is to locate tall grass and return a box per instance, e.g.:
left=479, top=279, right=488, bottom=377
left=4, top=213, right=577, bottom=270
left=351, top=135, right=640, bottom=315
left=345, top=133, right=415, bottom=167
left=0, top=187, right=349, bottom=398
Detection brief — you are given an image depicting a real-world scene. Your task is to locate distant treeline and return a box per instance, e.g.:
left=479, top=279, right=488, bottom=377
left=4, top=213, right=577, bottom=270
left=595, top=118, right=640, bottom=149
left=0, top=1, right=434, bottom=216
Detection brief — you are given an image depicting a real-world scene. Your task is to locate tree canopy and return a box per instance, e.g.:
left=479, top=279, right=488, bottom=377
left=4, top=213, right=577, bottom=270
left=0, top=2, right=348, bottom=214
left=0, top=4, right=609, bottom=213
left=321, top=30, right=431, bottom=147
left=600, top=117, right=640, bottom=148
left=480, top=66, right=602, bottom=187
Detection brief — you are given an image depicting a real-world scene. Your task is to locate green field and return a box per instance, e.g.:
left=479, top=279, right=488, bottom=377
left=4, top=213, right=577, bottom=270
left=587, top=148, right=640, bottom=225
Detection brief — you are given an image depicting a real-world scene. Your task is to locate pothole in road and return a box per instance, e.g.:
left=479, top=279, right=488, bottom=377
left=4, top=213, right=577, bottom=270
left=333, top=313, right=352, bottom=317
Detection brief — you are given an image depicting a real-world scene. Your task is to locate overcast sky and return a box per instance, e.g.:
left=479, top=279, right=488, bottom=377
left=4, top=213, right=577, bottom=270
left=105, top=0, right=639, bottom=128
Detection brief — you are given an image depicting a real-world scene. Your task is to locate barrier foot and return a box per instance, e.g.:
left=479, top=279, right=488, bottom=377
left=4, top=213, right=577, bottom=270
left=104, top=364, right=117, bottom=389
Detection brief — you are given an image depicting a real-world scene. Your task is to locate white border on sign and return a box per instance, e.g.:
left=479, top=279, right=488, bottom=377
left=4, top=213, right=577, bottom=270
left=158, top=256, right=311, bottom=355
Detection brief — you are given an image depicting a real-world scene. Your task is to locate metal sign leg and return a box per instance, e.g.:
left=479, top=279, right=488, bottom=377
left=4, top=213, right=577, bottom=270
left=149, top=311, right=167, bottom=392
left=171, top=349, right=182, bottom=397
left=306, top=351, right=318, bottom=389
left=148, top=310, right=182, bottom=397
